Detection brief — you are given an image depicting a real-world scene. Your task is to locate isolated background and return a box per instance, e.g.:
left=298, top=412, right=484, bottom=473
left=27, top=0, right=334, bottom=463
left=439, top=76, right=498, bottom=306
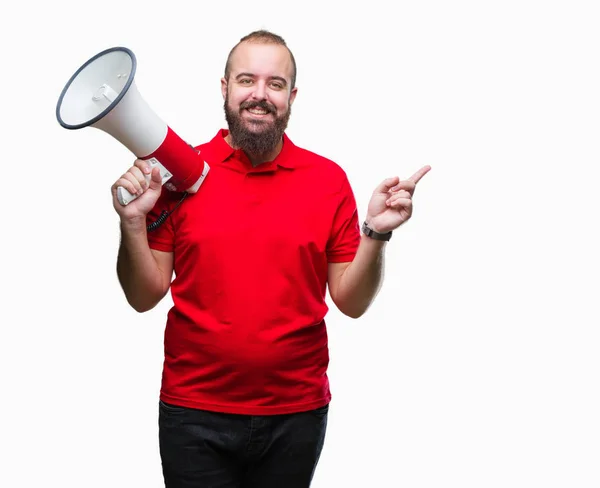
left=2, top=0, right=599, bottom=486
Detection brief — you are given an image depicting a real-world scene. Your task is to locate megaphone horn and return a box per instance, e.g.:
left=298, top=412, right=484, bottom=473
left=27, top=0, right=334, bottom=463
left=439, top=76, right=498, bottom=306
left=56, top=47, right=209, bottom=205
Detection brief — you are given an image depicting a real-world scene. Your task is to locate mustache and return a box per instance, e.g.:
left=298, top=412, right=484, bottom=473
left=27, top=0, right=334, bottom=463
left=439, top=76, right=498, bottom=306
left=239, top=100, right=276, bottom=114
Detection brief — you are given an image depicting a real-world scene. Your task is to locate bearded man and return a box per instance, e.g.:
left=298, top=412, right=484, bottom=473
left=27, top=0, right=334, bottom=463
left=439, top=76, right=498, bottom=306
left=111, top=30, right=430, bottom=488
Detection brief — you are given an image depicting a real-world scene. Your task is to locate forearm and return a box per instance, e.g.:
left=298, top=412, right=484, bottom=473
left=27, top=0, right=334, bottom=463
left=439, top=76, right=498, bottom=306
left=335, top=235, right=387, bottom=318
left=117, top=219, right=168, bottom=312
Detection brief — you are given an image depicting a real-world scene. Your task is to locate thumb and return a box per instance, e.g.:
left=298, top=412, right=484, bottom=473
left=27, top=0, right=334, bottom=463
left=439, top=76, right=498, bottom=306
left=375, top=176, right=400, bottom=193
left=148, top=166, right=163, bottom=191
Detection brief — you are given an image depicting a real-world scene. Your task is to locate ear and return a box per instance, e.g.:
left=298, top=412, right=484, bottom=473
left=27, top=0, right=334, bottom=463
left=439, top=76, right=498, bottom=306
left=221, top=77, right=228, bottom=101
left=289, top=86, right=298, bottom=106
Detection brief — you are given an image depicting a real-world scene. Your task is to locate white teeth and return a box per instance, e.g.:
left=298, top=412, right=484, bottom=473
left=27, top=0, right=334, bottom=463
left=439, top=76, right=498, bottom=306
left=248, top=108, right=268, bottom=115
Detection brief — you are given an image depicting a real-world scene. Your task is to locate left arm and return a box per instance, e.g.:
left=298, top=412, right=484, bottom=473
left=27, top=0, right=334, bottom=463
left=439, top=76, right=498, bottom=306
left=328, top=236, right=386, bottom=318
left=328, top=165, right=431, bottom=318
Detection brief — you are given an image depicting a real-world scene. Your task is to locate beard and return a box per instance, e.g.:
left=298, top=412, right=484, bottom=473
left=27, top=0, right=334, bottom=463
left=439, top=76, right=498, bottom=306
left=224, top=94, right=291, bottom=157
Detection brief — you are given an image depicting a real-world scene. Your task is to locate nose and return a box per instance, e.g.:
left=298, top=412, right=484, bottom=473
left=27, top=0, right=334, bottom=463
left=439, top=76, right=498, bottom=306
left=250, top=80, right=267, bottom=100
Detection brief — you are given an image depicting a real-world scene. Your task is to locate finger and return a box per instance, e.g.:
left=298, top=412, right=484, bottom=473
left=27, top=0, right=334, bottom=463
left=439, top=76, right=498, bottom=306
left=128, top=165, right=150, bottom=189
left=112, top=175, right=142, bottom=198
left=391, top=180, right=416, bottom=193
left=387, top=198, right=412, bottom=209
left=389, top=187, right=413, bottom=198
left=386, top=190, right=411, bottom=203
left=134, top=159, right=153, bottom=175
left=122, top=171, right=146, bottom=195
left=375, top=176, right=400, bottom=193
left=408, top=165, right=431, bottom=184
left=148, top=166, right=163, bottom=191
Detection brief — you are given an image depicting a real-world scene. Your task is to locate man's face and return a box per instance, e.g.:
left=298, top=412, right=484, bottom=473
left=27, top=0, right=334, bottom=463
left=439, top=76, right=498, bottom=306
left=222, top=42, right=297, bottom=155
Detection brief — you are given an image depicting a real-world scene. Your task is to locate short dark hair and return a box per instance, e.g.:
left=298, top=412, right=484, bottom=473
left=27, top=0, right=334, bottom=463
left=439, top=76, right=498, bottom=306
left=224, top=30, right=297, bottom=89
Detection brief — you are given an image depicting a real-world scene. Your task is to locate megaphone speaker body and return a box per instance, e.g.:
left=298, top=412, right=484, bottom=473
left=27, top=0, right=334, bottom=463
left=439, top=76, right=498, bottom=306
left=56, top=47, right=209, bottom=205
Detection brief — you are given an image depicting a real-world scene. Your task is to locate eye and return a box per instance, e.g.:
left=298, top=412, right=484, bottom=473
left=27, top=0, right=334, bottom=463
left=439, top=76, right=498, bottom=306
left=239, top=78, right=253, bottom=85
left=270, top=81, right=284, bottom=89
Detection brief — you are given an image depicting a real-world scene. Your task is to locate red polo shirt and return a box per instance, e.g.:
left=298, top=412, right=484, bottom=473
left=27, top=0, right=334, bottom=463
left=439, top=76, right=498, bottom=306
left=146, top=129, right=360, bottom=415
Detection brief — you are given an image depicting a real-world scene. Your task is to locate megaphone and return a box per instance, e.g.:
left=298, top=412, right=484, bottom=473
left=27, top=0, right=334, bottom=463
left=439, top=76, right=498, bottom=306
left=56, top=46, right=209, bottom=205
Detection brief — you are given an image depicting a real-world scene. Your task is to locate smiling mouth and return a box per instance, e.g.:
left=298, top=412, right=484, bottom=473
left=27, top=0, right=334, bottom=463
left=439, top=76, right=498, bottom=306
left=245, top=107, right=271, bottom=116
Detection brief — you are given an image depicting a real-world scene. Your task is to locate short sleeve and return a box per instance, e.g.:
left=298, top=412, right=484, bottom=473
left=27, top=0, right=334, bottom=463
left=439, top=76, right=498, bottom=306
left=326, top=175, right=360, bottom=263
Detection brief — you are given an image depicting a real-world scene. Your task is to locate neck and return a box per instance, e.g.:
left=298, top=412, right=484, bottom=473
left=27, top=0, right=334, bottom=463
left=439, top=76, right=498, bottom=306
left=225, top=134, right=283, bottom=167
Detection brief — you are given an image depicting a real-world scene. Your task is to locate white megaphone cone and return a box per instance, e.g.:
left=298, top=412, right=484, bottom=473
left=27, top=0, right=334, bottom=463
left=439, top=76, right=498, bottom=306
left=56, top=47, right=209, bottom=205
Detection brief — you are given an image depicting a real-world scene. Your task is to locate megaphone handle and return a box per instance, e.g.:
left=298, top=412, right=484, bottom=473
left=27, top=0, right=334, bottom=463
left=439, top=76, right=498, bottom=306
left=117, top=158, right=173, bottom=206
left=117, top=183, right=144, bottom=206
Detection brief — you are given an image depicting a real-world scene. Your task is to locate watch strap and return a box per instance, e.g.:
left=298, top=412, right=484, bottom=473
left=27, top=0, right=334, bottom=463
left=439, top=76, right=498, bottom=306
left=361, top=221, right=392, bottom=241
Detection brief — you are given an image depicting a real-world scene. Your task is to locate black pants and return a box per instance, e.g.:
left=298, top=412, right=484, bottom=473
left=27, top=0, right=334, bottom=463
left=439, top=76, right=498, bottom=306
left=158, top=400, right=328, bottom=488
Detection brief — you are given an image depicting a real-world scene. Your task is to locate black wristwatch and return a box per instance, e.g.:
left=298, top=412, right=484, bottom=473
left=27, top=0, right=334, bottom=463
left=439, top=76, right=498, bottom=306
left=361, top=221, right=392, bottom=241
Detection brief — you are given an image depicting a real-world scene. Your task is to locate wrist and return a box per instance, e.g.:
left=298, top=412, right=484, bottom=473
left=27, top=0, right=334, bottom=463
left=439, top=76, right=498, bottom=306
left=364, top=216, right=388, bottom=233
left=361, top=220, right=392, bottom=241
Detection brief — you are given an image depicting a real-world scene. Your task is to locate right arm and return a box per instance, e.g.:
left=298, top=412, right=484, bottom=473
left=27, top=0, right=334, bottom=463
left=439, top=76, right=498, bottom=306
left=116, top=220, right=173, bottom=312
left=112, top=160, right=173, bottom=313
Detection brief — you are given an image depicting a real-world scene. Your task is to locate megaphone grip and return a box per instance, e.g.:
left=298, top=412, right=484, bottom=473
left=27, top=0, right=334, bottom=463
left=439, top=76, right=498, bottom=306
left=141, top=127, right=204, bottom=192
left=117, top=186, right=139, bottom=206
left=116, top=158, right=174, bottom=205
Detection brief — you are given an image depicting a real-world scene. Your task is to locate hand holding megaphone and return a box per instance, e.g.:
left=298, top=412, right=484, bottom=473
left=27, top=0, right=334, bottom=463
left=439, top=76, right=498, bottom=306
left=56, top=47, right=209, bottom=206
left=111, top=160, right=163, bottom=220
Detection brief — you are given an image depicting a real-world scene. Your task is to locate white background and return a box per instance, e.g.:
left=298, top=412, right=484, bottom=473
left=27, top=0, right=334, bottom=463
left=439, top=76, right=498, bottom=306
left=2, top=0, right=599, bottom=486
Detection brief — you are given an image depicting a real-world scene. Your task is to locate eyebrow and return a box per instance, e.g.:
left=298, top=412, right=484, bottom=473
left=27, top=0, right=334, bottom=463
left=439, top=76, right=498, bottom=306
left=235, top=73, right=288, bottom=86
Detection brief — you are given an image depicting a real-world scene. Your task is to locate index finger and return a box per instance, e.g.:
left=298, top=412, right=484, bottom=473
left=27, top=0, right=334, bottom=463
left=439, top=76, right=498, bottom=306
left=408, top=165, right=431, bottom=184
left=134, top=158, right=152, bottom=174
